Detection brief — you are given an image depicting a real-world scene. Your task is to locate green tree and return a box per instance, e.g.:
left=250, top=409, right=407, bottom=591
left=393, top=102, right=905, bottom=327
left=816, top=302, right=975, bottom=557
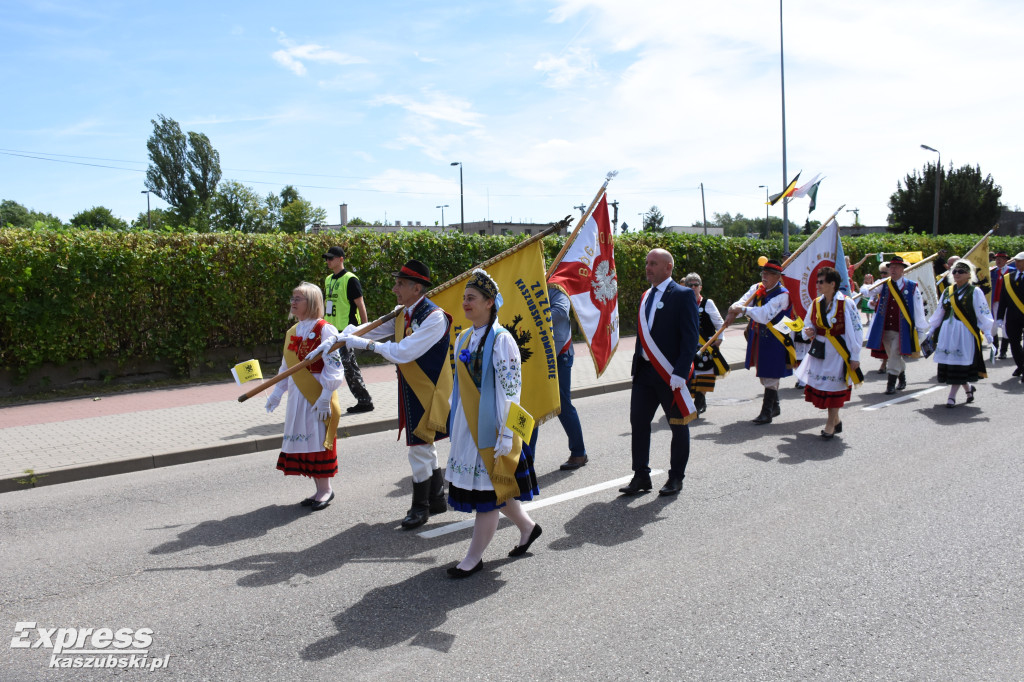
left=887, top=162, right=1003, bottom=235
left=211, top=181, right=277, bottom=233
left=280, top=199, right=328, bottom=234
left=643, top=205, right=665, bottom=232
left=0, top=199, right=63, bottom=229
left=131, top=207, right=177, bottom=231
left=145, top=114, right=222, bottom=230
left=70, top=206, right=129, bottom=231
left=280, top=185, right=300, bottom=208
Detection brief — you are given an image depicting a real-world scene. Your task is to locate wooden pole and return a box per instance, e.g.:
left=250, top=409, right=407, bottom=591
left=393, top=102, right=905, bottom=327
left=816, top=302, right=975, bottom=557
left=695, top=205, right=845, bottom=354
left=545, top=171, right=618, bottom=280
left=238, top=215, right=572, bottom=402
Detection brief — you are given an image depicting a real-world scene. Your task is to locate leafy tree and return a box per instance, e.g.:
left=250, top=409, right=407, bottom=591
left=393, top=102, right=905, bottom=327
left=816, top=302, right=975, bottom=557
left=71, top=206, right=128, bottom=231
left=211, top=181, right=277, bottom=233
left=280, top=198, right=328, bottom=234
left=145, top=114, right=222, bottom=230
left=347, top=216, right=384, bottom=227
left=280, top=185, right=300, bottom=208
left=887, top=162, right=1003, bottom=235
left=0, top=199, right=63, bottom=229
left=643, top=205, right=665, bottom=232
left=131, top=207, right=177, bottom=231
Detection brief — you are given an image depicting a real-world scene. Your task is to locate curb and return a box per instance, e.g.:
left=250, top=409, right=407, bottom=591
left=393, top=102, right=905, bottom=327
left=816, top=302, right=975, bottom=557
left=0, top=383, right=630, bottom=494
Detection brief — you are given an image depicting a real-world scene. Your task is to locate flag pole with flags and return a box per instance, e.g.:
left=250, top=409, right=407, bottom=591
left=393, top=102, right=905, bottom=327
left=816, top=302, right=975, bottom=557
left=767, top=171, right=801, bottom=206
left=548, top=173, right=621, bottom=377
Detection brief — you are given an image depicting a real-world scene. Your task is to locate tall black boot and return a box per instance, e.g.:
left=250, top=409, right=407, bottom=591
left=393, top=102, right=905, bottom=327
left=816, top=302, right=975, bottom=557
left=428, top=468, right=448, bottom=514
left=401, top=479, right=431, bottom=530
left=896, top=371, right=907, bottom=391
left=771, top=389, right=781, bottom=417
left=885, top=374, right=897, bottom=395
left=752, top=388, right=776, bottom=424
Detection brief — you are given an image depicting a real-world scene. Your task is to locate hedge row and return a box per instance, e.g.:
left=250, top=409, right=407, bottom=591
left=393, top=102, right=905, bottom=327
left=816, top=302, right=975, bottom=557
left=2, top=228, right=1022, bottom=380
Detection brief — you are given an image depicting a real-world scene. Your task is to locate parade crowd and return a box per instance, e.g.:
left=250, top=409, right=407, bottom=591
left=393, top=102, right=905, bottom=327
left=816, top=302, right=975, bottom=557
left=261, top=244, right=1024, bottom=578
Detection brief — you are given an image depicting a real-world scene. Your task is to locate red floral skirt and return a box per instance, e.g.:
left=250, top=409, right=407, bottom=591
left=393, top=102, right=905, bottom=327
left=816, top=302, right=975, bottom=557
left=803, top=385, right=852, bottom=409
left=276, top=441, right=338, bottom=478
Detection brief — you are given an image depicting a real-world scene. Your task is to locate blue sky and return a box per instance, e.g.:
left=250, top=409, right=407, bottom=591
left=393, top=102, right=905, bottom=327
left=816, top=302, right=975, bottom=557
left=3, top=0, right=1023, bottom=230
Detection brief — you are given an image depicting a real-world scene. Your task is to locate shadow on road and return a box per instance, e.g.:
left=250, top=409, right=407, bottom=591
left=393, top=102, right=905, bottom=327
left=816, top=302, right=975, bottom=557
left=148, top=504, right=305, bottom=554
left=693, top=417, right=823, bottom=446
left=914, top=403, right=991, bottom=426
left=301, top=562, right=512, bottom=659
left=548, top=495, right=673, bottom=551
left=775, top=432, right=847, bottom=464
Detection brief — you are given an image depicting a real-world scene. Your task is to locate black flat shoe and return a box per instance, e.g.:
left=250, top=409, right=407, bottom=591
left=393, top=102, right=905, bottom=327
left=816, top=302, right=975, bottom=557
left=820, top=429, right=835, bottom=439
left=965, top=386, right=975, bottom=403
left=658, top=478, right=683, bottom=496
left=346, top=403, right=374, bottom=414
left=446, top=560, right=483, bottom=578
left=509, top=524, right=543, bottom=557
left=300, top=497, right=315, bottom=507
left=310, top=491, right=335, bottom=511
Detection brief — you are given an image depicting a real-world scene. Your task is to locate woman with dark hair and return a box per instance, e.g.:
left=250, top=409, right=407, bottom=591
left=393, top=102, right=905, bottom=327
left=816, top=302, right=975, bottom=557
left=927, top=259, right=994, bottom=407
left=795, top=266, right=863, bottom=438
left=264, top=282, right=345, bottom=510
left=445, top=269, right=541, bottom=578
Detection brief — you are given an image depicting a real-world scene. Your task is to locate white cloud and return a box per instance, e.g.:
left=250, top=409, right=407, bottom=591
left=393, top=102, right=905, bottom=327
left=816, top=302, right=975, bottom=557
left=270, top=30, right=368, bottom=77
left=372, top=92, right=484, bottom=129
left=534, top=46, right=598, bottom=88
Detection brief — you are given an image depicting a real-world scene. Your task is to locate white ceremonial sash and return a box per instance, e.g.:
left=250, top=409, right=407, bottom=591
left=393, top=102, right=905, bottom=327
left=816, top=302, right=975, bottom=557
left=637, top=289, right=696, bottom=419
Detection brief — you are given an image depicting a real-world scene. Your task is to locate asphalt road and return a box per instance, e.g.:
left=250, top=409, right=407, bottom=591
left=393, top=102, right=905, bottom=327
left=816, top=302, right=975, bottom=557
left=3, top=362, right=1023, bottom=681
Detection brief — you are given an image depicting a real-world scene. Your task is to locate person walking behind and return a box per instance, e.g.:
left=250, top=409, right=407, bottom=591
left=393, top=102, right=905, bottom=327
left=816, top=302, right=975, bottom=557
left=322, top=246, right=374, bottom=414
left=929, top=259, right=994, bottom=407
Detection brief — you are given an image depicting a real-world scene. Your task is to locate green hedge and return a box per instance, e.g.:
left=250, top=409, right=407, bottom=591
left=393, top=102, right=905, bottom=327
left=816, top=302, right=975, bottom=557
left=2, top=228, right=1022, bottom=381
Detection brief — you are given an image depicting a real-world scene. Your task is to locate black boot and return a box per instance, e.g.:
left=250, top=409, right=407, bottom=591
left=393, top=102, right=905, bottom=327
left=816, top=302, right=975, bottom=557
left=885, top=374, right=897, bottom=395
left=999, top=338, right=1009, bottom=359
left=693, top=392, right=707, bottom=414
left=771, top=389, right=781, bottom=417
left=401, top=479, right=431, bottom=530
left=752, top=388, right=776, bottom=424
left=428, top=468, right=448, bottom=514
left=896, top=371, right=907, bottom=391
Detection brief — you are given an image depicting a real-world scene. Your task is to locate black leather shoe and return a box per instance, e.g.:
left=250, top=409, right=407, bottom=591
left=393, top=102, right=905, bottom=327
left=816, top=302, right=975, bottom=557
left=346, top=403, right=374, bottom=414
left=965, top=385, right=976, bottom=403
left=820, top=429, right=835, bottom=439
left=559, top=455, right=588, bottom=471
left=401, top=507, right=429, bottom=529
left=310, top=491, right=335, bottom=511
left=300, top=497, right=315, bottom=507
left=508, top=524, right=543, bottom=557
left=835, top=421, right=843, bottom=433
left=1013, top=367, right=1023, bottom=377
left=885, top=375, right=897, bottom=395
left=618, top=476, right=653, bottom=495
left=658, top=478, right=683, bottom=496
left=896, top=372, right=907, bottom=391
left=447, top=560, right=483, bottom=578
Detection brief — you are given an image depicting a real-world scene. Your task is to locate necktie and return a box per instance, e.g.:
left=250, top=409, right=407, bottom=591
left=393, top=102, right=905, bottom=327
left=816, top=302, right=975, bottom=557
left=645, top=287, right=657, bottom=329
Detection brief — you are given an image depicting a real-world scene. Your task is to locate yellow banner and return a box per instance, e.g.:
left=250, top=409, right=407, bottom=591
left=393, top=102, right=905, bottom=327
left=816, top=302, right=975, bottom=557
left=894, top=251, right=924, bottom=264
left=505, top=402, right=536, bottom=441
left=963, top=236, right=991, bottom=306
left=434, top=241, right=561, bottom=425
left=231, top=359, right=263, bottom=385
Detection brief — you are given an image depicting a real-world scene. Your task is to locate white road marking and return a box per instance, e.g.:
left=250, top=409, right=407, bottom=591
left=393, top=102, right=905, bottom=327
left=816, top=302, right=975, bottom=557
left=861, top=385, right=945, bottom=411
left=418, top=469, right=666, bottom=538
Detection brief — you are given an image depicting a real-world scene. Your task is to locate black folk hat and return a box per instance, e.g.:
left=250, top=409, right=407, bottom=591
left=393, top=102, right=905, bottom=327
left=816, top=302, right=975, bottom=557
left=761, top=258, right=783, bottom=274
left=393, top=259, right=432, bottom=287
left=323, top=246, right=345, bottom=260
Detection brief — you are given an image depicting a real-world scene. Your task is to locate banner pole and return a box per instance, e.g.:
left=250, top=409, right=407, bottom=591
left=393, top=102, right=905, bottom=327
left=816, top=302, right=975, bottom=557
left=546, top=171, right=618, bottom=280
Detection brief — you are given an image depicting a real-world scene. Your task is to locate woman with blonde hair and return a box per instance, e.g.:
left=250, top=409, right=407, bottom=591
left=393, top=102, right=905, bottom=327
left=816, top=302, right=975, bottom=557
left=927, top=259, right=994, bottom=407
left=265, top=282, right=345, bottom=510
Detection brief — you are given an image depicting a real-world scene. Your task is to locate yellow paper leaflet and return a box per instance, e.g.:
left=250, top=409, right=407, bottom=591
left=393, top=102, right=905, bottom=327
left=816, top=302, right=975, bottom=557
left=433, top=240, right=560, bottom=425
left=779, top=316, right=803, bottom=333
left=231, top=360, right=263, bottom=385
left=505, top=402, right=536, bottom=442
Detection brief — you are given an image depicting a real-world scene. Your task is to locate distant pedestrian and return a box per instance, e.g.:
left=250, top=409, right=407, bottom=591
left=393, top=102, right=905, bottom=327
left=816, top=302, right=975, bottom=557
left=681, top=272, right=729, bottom=415
left=928, top=259, right=993, bottom=407
left=323, top=246, right=374, bottom=414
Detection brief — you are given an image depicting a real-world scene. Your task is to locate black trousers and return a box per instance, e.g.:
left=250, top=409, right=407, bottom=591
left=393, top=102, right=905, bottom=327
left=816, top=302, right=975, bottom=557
left=630, top=360, right=690, bottom=480
left=1006, top=312, right=1024, bottom=370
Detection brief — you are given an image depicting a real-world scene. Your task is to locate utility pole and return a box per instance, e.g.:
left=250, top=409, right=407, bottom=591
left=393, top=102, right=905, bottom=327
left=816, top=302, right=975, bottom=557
left=609, top=200, right=620, bottom=233
left=700, top=182, right=708, bottom=235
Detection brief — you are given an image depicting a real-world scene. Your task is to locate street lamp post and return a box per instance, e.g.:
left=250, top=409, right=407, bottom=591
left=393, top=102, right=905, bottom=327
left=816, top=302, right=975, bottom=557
left=140, top=190, right=152, bottom=230
left=436, top=204, right=449, bottom=228
left=758, top=185, right=769, bottom=238
left=450, top=162, right=464, bottom=232
left=638, top=211, right=647, bottom=232
left=921, top=144, right=941, bottom=236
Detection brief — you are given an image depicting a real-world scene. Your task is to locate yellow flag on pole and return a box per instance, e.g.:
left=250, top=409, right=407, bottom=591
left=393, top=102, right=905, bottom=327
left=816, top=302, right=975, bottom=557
left=963, top=235, right=992, bottom=305
left=505, top=402, right=536, bottom=441
left=433, top=240, right=561, bottom=425
left=231, top=360, right=263, bottom=385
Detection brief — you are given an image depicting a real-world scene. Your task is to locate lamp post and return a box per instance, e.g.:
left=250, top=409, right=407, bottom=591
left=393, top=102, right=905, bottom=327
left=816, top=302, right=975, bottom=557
left=450, top=162, right=464, bottom=232
left=921, top=144, right=941, bottom=236
left=779, top=0, right=791, bottom=254
left=758, top=185, right=769, bottom=238
left=140, top=190, right=152, bottom=230
left=436, top=204, right=449, bottom=228
left=638, top=211, right=647, bottom=232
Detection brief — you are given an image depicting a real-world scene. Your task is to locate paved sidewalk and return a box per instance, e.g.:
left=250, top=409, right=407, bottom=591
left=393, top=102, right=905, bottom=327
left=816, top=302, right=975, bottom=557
left=0, top=330, right=749, bottom=492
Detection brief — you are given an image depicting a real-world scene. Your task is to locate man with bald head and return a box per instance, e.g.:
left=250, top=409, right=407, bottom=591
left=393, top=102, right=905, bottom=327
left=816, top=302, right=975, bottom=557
left=620, top=248, right=700, bottom=497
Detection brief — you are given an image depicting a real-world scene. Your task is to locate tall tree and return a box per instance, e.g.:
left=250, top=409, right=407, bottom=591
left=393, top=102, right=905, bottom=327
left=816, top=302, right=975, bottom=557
left=280, top=198, right=328, bottom=234
left=643, top=205, right=665, bottom=232
left=145, top=114, right=222, bottom=230
left=887, top=162, right=1003, bottom=235
left=211, top=181, right=276, bottom=233
left=1, top=199, right=63, bottom=229
left=280, top=185, right=300, bottom=208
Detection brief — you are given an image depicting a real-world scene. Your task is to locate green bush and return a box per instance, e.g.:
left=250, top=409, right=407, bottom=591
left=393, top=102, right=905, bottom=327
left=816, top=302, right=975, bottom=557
left=2, top=227, right=1021, bottom=380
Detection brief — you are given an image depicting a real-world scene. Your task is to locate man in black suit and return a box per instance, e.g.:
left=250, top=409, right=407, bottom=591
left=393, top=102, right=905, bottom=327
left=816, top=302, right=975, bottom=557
left=620, top=248, right=700, bottom=497
left=999, top=252, right=1024, bottom=382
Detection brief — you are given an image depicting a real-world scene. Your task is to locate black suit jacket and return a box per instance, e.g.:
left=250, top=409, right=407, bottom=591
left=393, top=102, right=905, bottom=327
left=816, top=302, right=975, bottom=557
left=999, top=269, right=1024, bottom=323
left=632, top=280, right=700, bottom=378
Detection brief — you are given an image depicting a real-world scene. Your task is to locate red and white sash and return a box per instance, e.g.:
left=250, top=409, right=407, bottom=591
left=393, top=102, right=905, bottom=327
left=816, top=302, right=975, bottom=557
left=637, top=288, right=696, bottom=420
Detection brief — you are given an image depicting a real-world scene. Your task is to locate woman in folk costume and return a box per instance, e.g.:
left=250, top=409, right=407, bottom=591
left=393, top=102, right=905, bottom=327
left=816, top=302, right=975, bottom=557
left=927, top=259, right=994, bottom=408
left=681, top=272, right=729, bottom=415
left=446, top=269, right=541, bottom=578
left=264, top=282, right=345, bottom=511
left=794, top=267, right=863, bottom=439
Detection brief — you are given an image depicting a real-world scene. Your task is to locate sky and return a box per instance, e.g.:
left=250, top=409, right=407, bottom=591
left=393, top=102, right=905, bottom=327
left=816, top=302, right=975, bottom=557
left=3, top=0, right=1023, bottom=232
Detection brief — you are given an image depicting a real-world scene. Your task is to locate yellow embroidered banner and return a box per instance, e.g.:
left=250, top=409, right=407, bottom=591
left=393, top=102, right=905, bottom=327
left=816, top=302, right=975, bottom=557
left=505, top=402, right=536, bottom=442
left=433, top=240, right=560, bottom=425
left=230, top=360, right=263, bottom=385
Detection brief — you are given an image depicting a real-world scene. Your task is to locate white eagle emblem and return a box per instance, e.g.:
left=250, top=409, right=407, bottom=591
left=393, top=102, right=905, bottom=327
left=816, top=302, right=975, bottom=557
left=591, top=260, right=618, bottom=304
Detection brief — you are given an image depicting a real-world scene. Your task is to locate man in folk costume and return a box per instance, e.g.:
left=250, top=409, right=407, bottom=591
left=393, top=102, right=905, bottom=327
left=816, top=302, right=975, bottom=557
left=723, top=258, right=797, bottom=425
left=997, top=252, right=1024, bottom=382
left=990, top=252, right=1011, bottom=360
left=619, top=249, right=699, bottom=497
left=324, top=259, right=454, bottom=529
left=863, top=255, right=929, bottom=395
